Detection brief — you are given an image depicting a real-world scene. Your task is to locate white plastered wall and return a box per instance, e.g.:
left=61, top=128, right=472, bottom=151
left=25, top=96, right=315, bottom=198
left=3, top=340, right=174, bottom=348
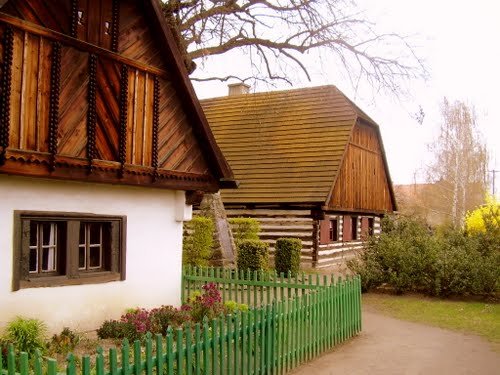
left=0, top=175, right=192, bottom=333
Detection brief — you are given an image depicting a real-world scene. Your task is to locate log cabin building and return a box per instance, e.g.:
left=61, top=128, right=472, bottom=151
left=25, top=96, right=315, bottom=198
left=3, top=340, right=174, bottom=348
left=0, top=0, right=235, bottom=331
left=201, top=85, right=397, bottom=268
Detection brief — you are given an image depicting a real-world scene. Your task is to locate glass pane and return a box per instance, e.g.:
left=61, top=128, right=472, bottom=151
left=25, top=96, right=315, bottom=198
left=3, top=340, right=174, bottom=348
left=89, top=246, right=101, bottom=268
left=29, top=248, right=38, bottom=273
left=42, top=247, right=56, bottom=272
left=42, top=223, right=57, bottom=246
left=79, top=224, right=86, bottom=245
left=29, top=222, right=38, bottom=247
left=79, top=246, right=86, bottom=269
left=89, top=223, right=102, bottom=245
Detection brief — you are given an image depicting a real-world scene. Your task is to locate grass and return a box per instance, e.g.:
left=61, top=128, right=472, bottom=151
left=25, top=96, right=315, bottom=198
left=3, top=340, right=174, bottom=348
left=363, top=293, right=500, bottom=345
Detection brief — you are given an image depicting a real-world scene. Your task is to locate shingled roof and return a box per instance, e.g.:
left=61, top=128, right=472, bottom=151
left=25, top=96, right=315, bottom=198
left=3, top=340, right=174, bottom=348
left=201, top=85, right=389, bottom=205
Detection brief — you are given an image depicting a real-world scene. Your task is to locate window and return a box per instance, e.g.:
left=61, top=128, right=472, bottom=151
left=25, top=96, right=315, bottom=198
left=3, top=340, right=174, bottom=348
left=13, top=212, right=126, bottom=290
left=351, top=216, right=359, bottom=240
left=368, top=218, right=375, bottom=236
left=329, top=219, right=339, bottom=241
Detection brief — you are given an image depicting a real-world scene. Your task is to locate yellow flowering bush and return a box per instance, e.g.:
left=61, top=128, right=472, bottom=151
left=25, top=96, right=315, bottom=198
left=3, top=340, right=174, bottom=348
left=465, top=196, right=500, bottom=234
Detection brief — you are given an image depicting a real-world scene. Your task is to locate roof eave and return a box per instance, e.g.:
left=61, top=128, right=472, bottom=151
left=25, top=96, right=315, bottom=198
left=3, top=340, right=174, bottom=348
left=143, top=0, right=235, bottom=187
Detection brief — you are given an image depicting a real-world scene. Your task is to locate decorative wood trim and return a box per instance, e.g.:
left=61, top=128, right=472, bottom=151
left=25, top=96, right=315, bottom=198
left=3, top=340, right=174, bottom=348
left=87, top=53, right=97, bottom=173
left=0, top=26, right=13, bottom=165
left=111, top=0, right=120, bottom=52
left=48, top=41, right=62, bottom=171
left=70, top=0, right=79, bottom=38
left=118, top=64, right=128, bottom=177
left=152, top=75, right=160, bottom=180
left=0, top=13, right=170, bottom=79
left=186, top=190, right=205, bottom=206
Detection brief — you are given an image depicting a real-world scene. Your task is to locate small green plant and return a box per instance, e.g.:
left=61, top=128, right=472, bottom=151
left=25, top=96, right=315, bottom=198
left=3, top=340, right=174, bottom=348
left=275, top=237, right=302, bottom=277
left=224, top=300, right=249, bottom=314
left=183, top=216, right=215, bottom=267
left=1, top=317, right=46, bottom=355
left=229, top=218, right=260, bottom=244
left=48, top=327, right=80, bottom=355
left=96, top=320, right=134, bottom=340
left=237, top=239, right=269, bottom=271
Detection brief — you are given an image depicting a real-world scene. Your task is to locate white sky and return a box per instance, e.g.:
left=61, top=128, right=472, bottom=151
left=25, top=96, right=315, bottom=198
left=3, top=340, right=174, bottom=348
left=192, top=0, right=500, bottom=197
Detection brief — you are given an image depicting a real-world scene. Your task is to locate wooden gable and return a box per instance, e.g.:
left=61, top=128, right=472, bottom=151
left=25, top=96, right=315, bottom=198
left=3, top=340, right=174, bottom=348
left=327, top=121, right=396, bottom=213
left=0, top=0, right=233, bottom=192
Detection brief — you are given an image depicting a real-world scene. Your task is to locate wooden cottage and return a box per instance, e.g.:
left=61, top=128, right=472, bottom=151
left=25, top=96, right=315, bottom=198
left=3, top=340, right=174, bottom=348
left=0, top=0, right=235, bottom=331
left=201, top=85, right=396, bottom=268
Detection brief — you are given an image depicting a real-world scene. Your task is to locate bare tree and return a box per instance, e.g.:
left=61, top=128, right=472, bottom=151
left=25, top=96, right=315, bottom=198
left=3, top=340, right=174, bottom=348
left=426, top=98, right=488, bottom=227
left=161, top=0, right=426, bottom=93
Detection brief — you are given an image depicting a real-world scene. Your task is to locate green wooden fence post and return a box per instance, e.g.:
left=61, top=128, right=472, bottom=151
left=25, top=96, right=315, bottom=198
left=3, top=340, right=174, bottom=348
left=227, top=314, right=234, bottom=375
left=66, top=353, right=76, bottom=375
left=19, top=352, right=28, bottom=375
left=194, top=324, right=201, bottom=375
left=96, top=347, right=105, bottom=375
left=133, top=341, right=141, bottom=375
left=156, top=334, right=164, bottom=375
left=166, top=327, right=174, bottom=375
left=122, top=339, right=130, bottom=375
left=234, top=312, right=240, bottom=375
left=109, top=347, right=118, bottom=375
left=219, top=315, right=225, bottom=375
left=202, top=319, right=211, bottom=375
left=47, top=359, right=57, bottom=375
left=82, top=355, right=91, bottom=375
left=34, top=349, right=43, bottom=375
left=185, top=324, right=193, bottom=375
left=145, top=332, right=153, bottom=375
left=211, top=319, right=219, bottom=375
left=176, top=328, right=184, bottom=375
left=7, top=344, right=15, bottom=375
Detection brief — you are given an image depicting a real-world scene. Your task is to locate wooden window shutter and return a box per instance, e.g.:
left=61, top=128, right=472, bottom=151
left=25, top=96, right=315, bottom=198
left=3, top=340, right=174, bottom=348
left=319, top=218, right=330, bottom=244
left=361, top=217, right=369, bottom=239
left=343, top=215, right=352, bottom=241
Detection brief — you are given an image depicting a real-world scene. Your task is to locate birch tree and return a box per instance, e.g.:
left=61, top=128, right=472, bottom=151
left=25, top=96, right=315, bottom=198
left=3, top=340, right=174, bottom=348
left=426, top=98, right=488, bottom=227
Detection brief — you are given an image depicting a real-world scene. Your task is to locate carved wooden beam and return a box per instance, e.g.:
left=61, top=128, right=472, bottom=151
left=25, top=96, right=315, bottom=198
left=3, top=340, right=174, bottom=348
left=48, top=41, right=62, bottom=171
left=87, top=53, right=98, bottom=173
left=152, top=75, right=160, bottom=181
left=118, top=64, right=128, bottom=177
left=111, top=0, right=120, bottom=52
left=70, top=0, right=78, bottom=38
left=0, top=26, right=13, bottom=165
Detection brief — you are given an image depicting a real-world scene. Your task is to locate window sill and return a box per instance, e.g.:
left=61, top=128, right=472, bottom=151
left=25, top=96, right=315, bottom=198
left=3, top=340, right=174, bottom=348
left=17, top=272, right=122, bottom=290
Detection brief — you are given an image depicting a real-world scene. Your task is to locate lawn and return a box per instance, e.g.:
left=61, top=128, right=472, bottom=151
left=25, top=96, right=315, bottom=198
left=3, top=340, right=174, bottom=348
left=363, top=293, right=500, bottom=344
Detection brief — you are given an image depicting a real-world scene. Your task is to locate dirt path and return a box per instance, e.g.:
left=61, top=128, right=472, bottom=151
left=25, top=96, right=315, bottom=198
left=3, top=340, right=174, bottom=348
left=289, top=307, right=500, bottom=375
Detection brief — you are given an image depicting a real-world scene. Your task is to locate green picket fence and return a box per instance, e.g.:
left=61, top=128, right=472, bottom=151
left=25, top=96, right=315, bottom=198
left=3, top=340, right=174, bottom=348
left=1, top=269, right=361, bottom=375
left=181, top=266, right=331, bottom=307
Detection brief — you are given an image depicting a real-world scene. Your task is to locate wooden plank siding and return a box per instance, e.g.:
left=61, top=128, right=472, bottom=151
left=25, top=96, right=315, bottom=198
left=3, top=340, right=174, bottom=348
left=0, top=10, right=217, bottom=191
left=225, top=208, right=316, bottom=266
left=328, top=121, right=394, bottom=212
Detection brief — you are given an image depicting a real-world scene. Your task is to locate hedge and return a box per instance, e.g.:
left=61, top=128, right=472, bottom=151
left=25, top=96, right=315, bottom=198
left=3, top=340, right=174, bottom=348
left=237, top=239, right=269, bottom=272
left=275, top=238, right=302, bottom=277
left=183, top=216, right=214, bottom=267
left=229, top=218, right=260, bottom=243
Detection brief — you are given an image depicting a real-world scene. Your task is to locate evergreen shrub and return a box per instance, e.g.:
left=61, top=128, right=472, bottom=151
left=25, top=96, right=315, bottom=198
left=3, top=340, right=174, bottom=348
left=183, top=216, right=214, bottom=267
left=229, top=218, right=260, bottom=243
left=275, top=237, right=302, bottom=277
left=237, top=239, right=269, bottom=272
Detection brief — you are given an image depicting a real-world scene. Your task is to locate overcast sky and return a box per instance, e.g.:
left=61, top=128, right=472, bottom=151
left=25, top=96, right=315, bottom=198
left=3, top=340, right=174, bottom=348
left=193, top=0, right=500, bottom=197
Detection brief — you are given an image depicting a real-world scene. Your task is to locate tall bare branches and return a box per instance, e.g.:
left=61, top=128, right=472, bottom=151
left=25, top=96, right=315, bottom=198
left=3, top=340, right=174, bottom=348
left=161, top=0, right=426, bottom=93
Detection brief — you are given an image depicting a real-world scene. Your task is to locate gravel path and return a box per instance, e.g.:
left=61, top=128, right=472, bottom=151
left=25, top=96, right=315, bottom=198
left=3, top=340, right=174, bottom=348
left=289, top=307, right=500, bottom=375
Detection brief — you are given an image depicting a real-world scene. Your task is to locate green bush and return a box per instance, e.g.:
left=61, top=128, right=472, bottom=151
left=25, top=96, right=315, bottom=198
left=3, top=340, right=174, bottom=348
left=348, top=215, right=500, bottom=297
left=96, top=320, right=135, bottom=340
left=183, top=216, right=215, bottom=267
left=275, top=238, right=302, bottom=277
left=237, top=239, right=269, bottom=272
left=48, top=327, right=80, bottom=355
left=1, top=317, right=46, bottom=355
left=229, top=218, right=260, bottom=243
left=224, top=300, right=249, bottom=314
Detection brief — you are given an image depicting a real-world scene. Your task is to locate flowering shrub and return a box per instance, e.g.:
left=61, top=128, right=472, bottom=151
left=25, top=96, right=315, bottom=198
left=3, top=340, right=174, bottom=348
left=184, top=282, right=225, bottom=322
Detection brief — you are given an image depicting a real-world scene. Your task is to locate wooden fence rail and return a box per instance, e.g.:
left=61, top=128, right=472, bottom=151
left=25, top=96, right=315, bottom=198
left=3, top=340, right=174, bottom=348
left=1, top=267, right=361, bottom=375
